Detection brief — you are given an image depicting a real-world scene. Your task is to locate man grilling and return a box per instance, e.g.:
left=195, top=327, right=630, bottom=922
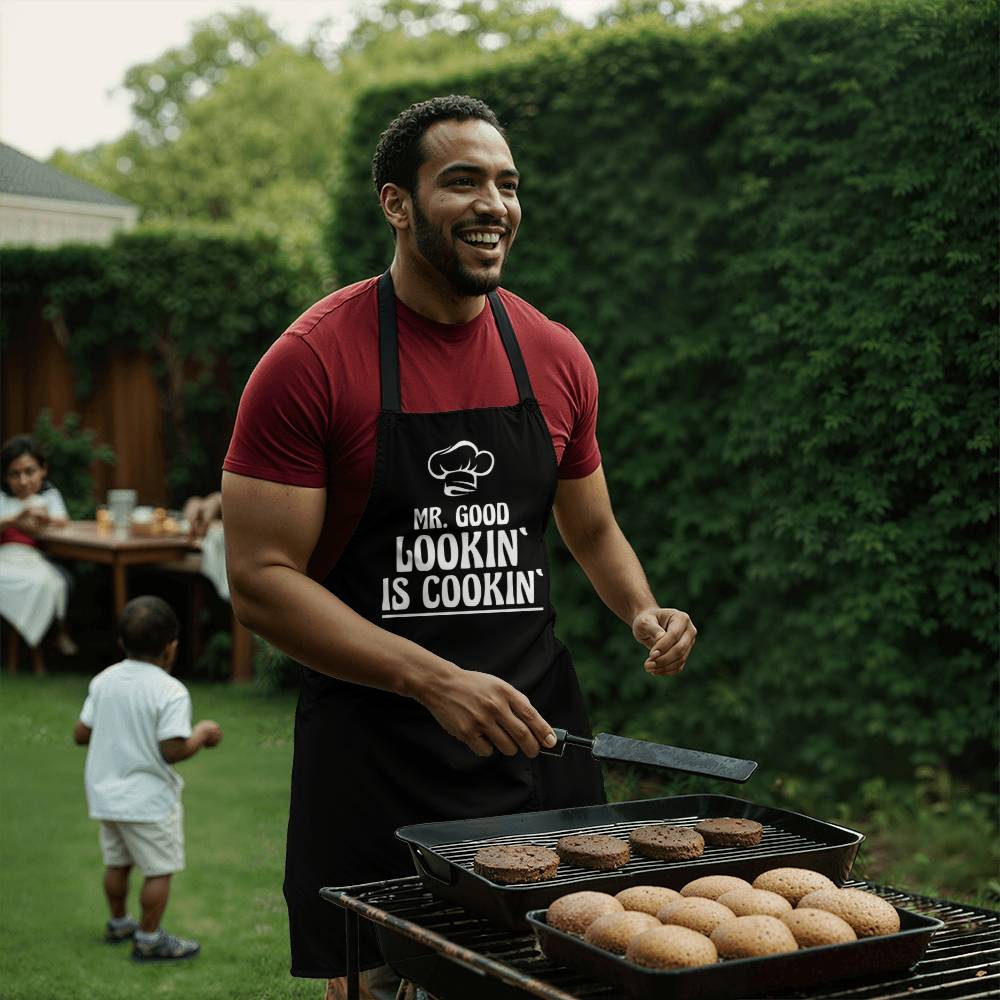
left=222, top=95, right=697, bottom=998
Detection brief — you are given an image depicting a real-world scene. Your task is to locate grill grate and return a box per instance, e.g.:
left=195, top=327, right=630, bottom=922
left=436, top=815, right=828, bottom=886
left=327, top=877, right=999, bottom=1000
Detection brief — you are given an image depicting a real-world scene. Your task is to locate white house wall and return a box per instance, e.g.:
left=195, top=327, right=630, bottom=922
left=0, top=192, right=138, bottom=247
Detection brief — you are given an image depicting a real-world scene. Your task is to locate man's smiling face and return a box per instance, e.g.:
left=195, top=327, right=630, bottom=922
left=407, top=118, right=521, bottom=296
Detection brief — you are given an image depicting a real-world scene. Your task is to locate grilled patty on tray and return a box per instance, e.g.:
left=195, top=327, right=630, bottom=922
left=556, top=834, right=630, bottom=870
left=694, top=817, right=764, bottom=846
left=472, top=844, right=559, bottom=884
left=629, top=824, right=705, bottom=860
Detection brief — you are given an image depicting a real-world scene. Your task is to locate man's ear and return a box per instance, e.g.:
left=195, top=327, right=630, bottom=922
left=380, top=183, right=410, bottom=233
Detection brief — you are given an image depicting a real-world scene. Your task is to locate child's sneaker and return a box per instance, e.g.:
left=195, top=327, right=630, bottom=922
left=104, top=915, right=139, bottom=942
left=131, top=929, right=200, bottom=962
left=54, top=632, right=79, bottom=657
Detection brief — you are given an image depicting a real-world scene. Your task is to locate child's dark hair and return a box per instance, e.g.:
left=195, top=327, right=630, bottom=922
left=119, top=596, right=179, bottom=660
left=1, top=435, right=48, bottom=495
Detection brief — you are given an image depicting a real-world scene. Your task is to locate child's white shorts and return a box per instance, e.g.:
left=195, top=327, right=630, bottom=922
left=99, top=804, right=185, bottom=876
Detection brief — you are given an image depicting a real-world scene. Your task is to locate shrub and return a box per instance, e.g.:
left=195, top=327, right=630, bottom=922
left=29, top=409, right=116, bottom=519
left=1, top=228, right=321, bottom=501
left=329, top=0, right=998, bottom=795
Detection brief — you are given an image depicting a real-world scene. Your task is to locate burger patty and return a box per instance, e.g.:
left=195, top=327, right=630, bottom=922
left=472, top=844, right=559, bottom=884
left=556, top=834, right=630, bottom=871
left=694, top=817, right=764, bottom=847
left=629, top=825, right=706, bottom=860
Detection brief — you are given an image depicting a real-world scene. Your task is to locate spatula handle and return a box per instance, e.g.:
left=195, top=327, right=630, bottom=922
left=539, top=728, right=595, bottom=757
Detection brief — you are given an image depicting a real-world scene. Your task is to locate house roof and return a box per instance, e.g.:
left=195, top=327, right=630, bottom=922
left=0, top=142, right=135, bottom=208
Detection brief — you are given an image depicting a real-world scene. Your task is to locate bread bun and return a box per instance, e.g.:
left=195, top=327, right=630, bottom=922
left=711, top=915, right=799, bottom=958
left=616, top=885, right=681, bottom=916
left=585, top=911, right=661, bottom=954
left=717, top=887, right=793, bottom=918
left=782, top=908, right=858, bottom=948
left=626, top=925, right=718, bottom=969
left=797, top=888, right=900, bottom=937
left=752, top=867, right=837, bottom=905
left=657, top=897, right=736, bottom=936
left=547, top=891, right=624, bottom=936
left=680, top=875, right=752, bottom=900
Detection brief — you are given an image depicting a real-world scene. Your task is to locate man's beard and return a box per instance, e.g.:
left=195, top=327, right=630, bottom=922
left=412, top=198, right=509, bottom=297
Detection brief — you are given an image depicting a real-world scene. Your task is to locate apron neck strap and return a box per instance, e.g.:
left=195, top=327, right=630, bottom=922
left=377, top=270, right=537, bottom=413
left=378, top=271, right=402, bottom=412
left=488, top=289, right=536, bottom=405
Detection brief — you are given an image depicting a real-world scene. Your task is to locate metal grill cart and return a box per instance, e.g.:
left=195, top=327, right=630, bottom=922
left=322, top=878, right=999, bottom=1000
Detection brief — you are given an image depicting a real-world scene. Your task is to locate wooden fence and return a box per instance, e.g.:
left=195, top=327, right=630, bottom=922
left=2, top=309, right=171, bottom=504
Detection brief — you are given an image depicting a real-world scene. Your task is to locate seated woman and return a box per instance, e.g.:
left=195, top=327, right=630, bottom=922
left=0, top=435, right=78, bottom=674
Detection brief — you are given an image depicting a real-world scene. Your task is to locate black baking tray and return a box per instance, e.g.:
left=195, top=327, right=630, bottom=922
left=397, top=794, right=864, bottom=929
left=527, top=904, right=943, bottom=1000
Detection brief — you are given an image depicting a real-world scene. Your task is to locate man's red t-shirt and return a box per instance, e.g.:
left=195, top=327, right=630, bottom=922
left=224, top=277, right=601, bottom=580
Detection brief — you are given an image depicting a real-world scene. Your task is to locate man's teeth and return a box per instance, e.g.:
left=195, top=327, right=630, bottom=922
left=461, top=232, right=501, bottom=245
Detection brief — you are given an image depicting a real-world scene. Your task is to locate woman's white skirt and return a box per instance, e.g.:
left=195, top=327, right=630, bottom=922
left=199, top=522, right=230, bottom=602
left=0, top=543, right=67, bottom=646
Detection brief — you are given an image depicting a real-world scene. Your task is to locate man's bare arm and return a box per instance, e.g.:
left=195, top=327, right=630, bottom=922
left=222, top=471, right=556, bottom=758
left=73, top=721, right=91, bottom=745
left=553, top=465, right=697, bottom=676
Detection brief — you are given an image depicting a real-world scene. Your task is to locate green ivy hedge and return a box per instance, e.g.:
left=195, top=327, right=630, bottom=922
left=328, top=0, right=998, bottom=794
left=1, top=228, right=315, bottom=500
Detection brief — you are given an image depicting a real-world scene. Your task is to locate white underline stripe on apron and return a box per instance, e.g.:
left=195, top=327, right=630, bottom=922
left=381, top=607, right=545, bottom=619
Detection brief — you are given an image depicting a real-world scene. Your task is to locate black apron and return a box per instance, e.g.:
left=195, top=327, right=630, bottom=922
left=284, top=273, right=605, bottom=978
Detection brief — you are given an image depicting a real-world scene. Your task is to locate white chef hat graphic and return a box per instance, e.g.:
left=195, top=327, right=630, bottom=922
left=427, top=440, right=495, bottom=496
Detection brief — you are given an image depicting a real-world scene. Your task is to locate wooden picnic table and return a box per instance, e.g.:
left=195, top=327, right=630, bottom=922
left=37, top=520, right=253, bottom=681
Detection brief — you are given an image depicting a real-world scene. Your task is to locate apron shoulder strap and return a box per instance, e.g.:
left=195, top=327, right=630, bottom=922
left=377, top=271, right=538, bottom=411
left=488, top=290, right=537, bottom=405
left=377, top=271, right=401, bottom=413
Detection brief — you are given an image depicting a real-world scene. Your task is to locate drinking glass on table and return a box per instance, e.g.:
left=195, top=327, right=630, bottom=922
left=107, top=489, right=137, bottom=537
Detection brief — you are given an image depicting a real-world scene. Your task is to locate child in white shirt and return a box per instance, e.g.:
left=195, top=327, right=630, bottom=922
left=74, top=595, right=223, bottom=962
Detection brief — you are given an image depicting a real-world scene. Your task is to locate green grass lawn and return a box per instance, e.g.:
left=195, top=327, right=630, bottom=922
left=0, top=674, right=319, bottom=1000
left=2, top=674, right=996, bottom=1000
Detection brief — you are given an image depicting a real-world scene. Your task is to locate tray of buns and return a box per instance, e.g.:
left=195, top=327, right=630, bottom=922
left=525, top=878, right=943, bottom=1000
left=396, top=794, right=864, bottom=929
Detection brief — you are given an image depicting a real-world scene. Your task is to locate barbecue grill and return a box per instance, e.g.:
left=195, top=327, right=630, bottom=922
left=322, top=877, right=999, bottom=1000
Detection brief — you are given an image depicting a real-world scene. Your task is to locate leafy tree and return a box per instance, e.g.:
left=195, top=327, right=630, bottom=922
left=119, top=8, right=281, bottom=147
left=49, top=2, right=585, bottom=282
left=48, top=1, right=717, bottom=280
left=330, top=0, right=574, bottom=61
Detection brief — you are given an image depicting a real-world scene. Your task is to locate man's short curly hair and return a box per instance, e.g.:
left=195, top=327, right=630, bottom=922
left=371, top=95, right=504, bottom=196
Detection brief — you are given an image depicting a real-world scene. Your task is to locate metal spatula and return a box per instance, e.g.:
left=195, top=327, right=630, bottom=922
left=540, top=729, right=757, bottom=783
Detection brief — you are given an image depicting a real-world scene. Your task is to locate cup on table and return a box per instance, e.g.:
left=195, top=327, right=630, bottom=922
left=107, top=489, right=137, bottom=537
left=95, top=505, right=112, bottom=535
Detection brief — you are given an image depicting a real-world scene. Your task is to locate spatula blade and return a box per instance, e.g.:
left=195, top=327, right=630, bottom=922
left=593, top=733, right=757, bottom=783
